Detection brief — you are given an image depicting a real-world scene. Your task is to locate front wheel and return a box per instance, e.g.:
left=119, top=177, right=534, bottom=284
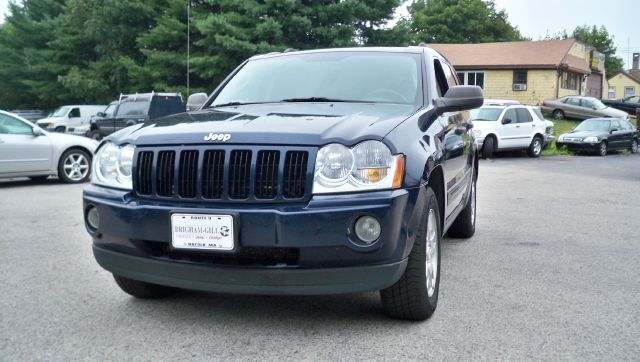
left=631, top=139, right=638, bottom=154
left=58, top=149, right=91, bottom=183
left=482, top=136, right=495, bottom=159
left=598, top=141, right=607, bottom=157
left=88, top=130, right=102, bottom=141
left=114, top=275, right=176, bottom=299
left=381, top=187, right=441, bottom=320
left=527, top=136, right=543, bottom=158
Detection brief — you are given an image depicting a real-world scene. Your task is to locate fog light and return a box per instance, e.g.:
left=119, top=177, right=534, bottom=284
left=354, top=216, right=381, bottom=244
left=87, top=206, right=100, bottom=230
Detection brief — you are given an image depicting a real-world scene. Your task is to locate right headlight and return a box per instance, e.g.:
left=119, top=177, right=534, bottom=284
left=313, top=141, right=404, bottom=194
left=92, top=141, right=135, bottom=190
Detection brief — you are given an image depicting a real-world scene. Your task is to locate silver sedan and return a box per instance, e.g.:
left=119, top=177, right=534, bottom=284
left=0, top=110, right=97, bottom=183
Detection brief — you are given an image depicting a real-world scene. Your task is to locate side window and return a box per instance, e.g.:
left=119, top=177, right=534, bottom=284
left=565, top=97, right=580, bottom=106
left=69, top=108, right=81, bottom=118
left=513, top=70, right=527, bottom=91
left=619, top=120, right=631, bottom=130
left=433, top=59, right=449, bottom=97
left=502, top=109, right=517, bottom=124
left=581, top=99, right=594, bottom=109
left=442, top=63, right=457, bottom=87
left=610, top=120, right=621, bottom=130
left=0, top=114, right=33, bottom=135
left=532, top=108, right=545, bottom=121
left=515, top=108, right=533, bottom=123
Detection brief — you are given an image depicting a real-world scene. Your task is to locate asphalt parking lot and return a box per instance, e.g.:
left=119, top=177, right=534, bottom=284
left=1, top=153, right=639, bottom=360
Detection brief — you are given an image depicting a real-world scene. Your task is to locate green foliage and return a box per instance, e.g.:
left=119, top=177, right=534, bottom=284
left=572, top=25, right=624, bottom=76
left=408, top=0, right=526, bottom=44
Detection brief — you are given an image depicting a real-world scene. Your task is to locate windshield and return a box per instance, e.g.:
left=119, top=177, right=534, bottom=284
left=470, top=107, right=502, bottom=121
left=51, top=106, right=70, bottom=117
left=212, top=52, right=422, bottom=107
left=575, top=119, right=610, bottom=132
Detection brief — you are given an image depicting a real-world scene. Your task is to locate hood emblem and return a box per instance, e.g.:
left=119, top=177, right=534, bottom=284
left=204, top=133, right=231, bottom=142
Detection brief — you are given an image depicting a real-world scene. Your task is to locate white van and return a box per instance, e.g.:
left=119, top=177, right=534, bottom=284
left=36, top=105, right=106, bottom=133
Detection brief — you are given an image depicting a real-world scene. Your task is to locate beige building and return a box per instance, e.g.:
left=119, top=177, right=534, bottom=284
left=430, top=39, right=606, bottom=106
left=606, top=54, right=640, bottom=99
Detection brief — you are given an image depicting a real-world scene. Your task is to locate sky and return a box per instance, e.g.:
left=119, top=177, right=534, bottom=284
left=1, top=0, right=638, bottom=68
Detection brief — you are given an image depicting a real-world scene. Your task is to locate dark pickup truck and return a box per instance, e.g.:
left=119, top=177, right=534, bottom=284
left=83, top=46, right=483, bottom=320
left=89, top=92, right=184, bottom=140
left=602, top=95, right=640, bottom=115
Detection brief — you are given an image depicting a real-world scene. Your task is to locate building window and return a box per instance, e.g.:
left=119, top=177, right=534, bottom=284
left=624, top=86, right=636, bottom=98
left=608, top=86, right=616, bottom=99
left=513, top=70, right=527, bottom=91
left=457, top=71, right=485, bottom=89
left=562, top=71, right=581, bottom=91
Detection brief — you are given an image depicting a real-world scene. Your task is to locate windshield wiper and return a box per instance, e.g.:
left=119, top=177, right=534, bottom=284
left=280, top=97, right=374, bottom=103
left=210, top=101, right=273, bottom=108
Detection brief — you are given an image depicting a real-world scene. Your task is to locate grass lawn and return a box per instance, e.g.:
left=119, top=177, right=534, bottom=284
left=542, top=117, right=638, bottom=156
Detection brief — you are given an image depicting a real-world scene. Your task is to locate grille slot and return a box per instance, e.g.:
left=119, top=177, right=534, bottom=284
left=283, top=151, right=308, bottom=198
left=156, top=151, right=175, bottom=197
left=178, top=150, right=199, bottom=198
left=202, top=150, right=225, bottom=199
left=255, top=150, right=280, bottom=199
left=229, top=150, right=252, bottom=199
left=136, top=151, right=154, bottom=195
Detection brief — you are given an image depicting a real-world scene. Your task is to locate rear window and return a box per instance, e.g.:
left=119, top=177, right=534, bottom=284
left=149, top=96, right=184, bottom=119
left=470, top=107, right=503, bottom=121
left=532, top=108, right=544, bottom=120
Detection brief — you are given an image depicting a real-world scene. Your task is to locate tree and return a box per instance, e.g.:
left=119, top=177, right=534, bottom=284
left=408, top=0, right=526, bottom=44
left=572, top=25, right=624, bottom=76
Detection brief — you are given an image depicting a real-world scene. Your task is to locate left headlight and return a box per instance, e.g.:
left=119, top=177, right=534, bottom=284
left=583, top=136, right=599, bottom=143
left=313, top=141, right=404, bottom=194
left=92, top=141, right=135, bottom=190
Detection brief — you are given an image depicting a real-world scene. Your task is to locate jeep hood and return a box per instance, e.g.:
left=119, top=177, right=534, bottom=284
left=112, top=103, right=417, bottom=146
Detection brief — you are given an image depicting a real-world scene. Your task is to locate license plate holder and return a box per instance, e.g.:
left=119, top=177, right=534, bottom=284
left=170, top=213, right=235, bottom=251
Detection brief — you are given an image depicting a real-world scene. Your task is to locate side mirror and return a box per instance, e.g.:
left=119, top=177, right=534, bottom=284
left=502, top=118, right=512, bottom=125
left=96, top=112, right=106, bottom=117
left=186, top=93, right=208, bottom=112
left=435, top=86, right=483, bottom=116
left=610, top=128, right=618, bottom=133
left=32, top=127, right=43, bottom=137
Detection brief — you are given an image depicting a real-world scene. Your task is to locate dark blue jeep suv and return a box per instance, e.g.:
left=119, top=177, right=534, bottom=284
left=83, top=46, right=482, bottom=320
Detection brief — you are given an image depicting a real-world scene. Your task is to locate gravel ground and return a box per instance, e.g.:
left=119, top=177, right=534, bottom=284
left=1, top=153, right=639, bottom=361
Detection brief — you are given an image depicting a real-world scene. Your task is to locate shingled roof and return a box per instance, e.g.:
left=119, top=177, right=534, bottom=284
left=430, top=39, right=591, bottom=74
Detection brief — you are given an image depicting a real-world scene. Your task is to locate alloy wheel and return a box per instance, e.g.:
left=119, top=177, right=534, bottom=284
left=533, top=139, right=542, bottom=155
left=425, top=209, right=439, bottom=297
left=599, top=142, right=607, bottom=157
left=63, top=153, right=90, bottom=181
left=632, top=140, right=638, bottom=154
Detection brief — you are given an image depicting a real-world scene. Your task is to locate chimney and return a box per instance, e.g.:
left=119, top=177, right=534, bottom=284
left=633, top=53, right=640, bottom=70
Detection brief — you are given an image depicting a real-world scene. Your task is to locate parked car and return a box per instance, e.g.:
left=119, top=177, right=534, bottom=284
left=602, top=95, right=640, bottom=115
left=36, top=105, right=106, bottom=133
left=556, top=118, right=638, bottom=156
left=10, top=110, right=45, bottom=122
left=541, top=96, right=629, bottom=120
left=0, top=110, right=97, bottom=183
left=90, top=92, right=184, bottom=139
left=83, top=46, right=483, bottom=321
left=470, top=101, right=547, bottom=158
left=87, top=101, right=119, bottom=140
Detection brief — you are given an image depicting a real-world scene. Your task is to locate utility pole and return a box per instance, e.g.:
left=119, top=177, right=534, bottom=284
left=187, top=0, right=190, bottom=96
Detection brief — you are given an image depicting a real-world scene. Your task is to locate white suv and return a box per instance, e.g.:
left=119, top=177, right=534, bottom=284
left=471, top=101, right=549, bottom=158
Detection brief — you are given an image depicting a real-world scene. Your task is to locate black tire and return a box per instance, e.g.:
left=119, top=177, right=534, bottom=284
left=29, top=175, right=49, bottom=182
left=527, top=136, right=543, bottom=158
left=58, top=148, right=92, bottom=183
left=113, top=275, right=176, bottom=299
left=598, top=141, right=607, bottom=157
left=482, top=136, right=495, bottom=159
left=88, top=130, right=102, bottom=141
left=54, top=126, right=66, bottom=133
left=552, top=109, right=565, bottom=120
left=447, top=179, right=476, bottom=238
left=381, top=187, right=441, bottom=321
left=630, top=139, right=638, bottom=154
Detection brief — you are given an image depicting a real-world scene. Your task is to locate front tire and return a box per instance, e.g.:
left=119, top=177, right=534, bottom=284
left=381, top=187, right=441, bottom=321
left=598, top=141, right=607, bottom=157
left=527, top=136, right=543, bottom=158
left=54, top=126, right=66, bottom=133
left=630, top=139, right=638, bottom=154
left=88, top=130, right=102, bottom=141
left=482, top=136, right=495, bottom=159
left=114, top=275, right=176, bottom=299
left=58, top=149, right=91, bottom=183
left=447, top=179, right=476, bottom=238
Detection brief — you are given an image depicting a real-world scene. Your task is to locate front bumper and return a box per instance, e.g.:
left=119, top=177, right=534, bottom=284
left=83, top=185, right=424, bottom=295
left=556, top=140, right=599, bottom=151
